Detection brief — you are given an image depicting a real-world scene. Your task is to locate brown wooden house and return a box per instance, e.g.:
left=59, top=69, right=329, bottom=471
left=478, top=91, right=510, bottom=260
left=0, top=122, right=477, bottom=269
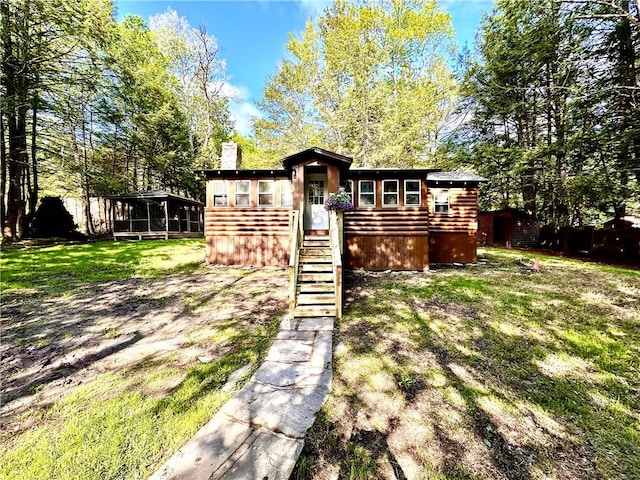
left=196, top=144, right=485, bottom=320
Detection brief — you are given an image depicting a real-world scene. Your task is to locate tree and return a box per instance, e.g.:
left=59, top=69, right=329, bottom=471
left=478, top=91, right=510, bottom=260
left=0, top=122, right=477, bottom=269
left=0, top=0, right=114, bottom=238
left=254, top=0, right=457, bottom=167
left=1, top=2, right=211, bottom=238
left=149, top=8, right=232, bottom=168
left=449, top=0, right=639, bottom=226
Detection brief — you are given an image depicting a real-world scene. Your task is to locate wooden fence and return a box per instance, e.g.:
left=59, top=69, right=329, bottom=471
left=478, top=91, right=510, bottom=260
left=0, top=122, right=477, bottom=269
left=539, top=226, right=640, bottom=264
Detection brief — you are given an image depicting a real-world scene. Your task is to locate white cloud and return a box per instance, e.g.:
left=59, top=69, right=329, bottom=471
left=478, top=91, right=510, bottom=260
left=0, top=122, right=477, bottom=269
left=299, top=0, right=333, bottom=17
left=211, top=81, right=262, bottom=135
left=211, top=81, right=248, bottom=102
left=230, top=99, right=263, bottom=136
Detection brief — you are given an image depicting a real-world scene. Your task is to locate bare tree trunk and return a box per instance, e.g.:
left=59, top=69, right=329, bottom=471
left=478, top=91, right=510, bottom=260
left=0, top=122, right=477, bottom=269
left=1, top=0, right=27, bottom=239
left=6, top=106, right=27, bottom=239
left=1, top=106, right=7, bottom=234
left=81, top=115, right=95, bottom=235
left=29, top=91, right=39, bottom=220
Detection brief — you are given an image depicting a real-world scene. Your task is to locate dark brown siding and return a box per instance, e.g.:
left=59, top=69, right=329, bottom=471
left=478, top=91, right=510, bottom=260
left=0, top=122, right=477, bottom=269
left=204, top=208, right=290, bottom=266
left=429, top=232, right=477, bottom=263
left=344, top=209, right=429, bottom=270
left=428, top=188, right=478, bottom=263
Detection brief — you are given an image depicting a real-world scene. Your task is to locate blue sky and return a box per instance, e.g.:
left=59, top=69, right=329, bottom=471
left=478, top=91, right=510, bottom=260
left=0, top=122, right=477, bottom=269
left=115, top=0, right=494, bottom=134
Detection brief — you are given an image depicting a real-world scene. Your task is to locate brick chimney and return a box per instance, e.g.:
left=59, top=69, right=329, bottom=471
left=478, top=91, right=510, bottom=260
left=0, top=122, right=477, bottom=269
left=220, top=142, right=242, bottom=169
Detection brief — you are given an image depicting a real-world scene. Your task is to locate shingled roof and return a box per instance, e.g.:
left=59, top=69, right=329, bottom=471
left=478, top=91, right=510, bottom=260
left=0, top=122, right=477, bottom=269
left=426, top=172, right=487, bottom=184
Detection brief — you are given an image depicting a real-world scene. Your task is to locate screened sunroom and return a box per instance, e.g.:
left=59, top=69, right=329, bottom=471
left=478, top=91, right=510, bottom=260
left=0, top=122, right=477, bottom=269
left=109, top=190, right=203, bottom=240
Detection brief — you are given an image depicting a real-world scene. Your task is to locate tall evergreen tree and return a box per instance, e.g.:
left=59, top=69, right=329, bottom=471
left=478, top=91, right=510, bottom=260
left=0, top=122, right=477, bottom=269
left=450, top=0, right=639, bottom=226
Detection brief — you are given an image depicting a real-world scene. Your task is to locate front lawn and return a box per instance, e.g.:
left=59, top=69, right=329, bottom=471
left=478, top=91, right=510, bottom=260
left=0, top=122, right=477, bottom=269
left=1, top=239, right=288, bottom=480
left=295, top=249, right=640, bottom=480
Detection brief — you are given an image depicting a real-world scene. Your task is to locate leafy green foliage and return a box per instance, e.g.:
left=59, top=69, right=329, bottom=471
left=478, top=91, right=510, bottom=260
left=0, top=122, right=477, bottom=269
left=1, top=2, right=231, bottom=238
left=254, top=0, right=457, bottom=167
left=448, top=0, right=640, bottom=226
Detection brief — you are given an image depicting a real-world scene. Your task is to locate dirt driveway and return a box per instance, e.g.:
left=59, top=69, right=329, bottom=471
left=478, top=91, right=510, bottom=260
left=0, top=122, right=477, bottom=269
left=1, top=266, right=288, bottom=437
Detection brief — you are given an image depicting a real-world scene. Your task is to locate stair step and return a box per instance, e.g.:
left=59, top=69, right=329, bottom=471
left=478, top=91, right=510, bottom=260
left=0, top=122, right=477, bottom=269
left=297, top=293, right=335, bottom=305
left=297, top=283, right=335, bottom=293
left=298, top=272, right=333, bottom=282
left=300, top=254, right=332, bottom=263
left=303, top=241, right=330, bottom=247
left=300, top=263, right=332, bottom=273
left=304, top=235, right=329, bottom=241
left=300, top=248, right=331, bottom=256
left=294, top=305, right=337, bottom=318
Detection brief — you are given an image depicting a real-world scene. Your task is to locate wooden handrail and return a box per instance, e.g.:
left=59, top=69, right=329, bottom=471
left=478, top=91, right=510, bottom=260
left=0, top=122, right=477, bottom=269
left=298, top=201, right=304, bottom=239
left=288, top=208, right=304, bottom=327
left=329, top=210, right=343, bottom=319
left=289, top=210, right=299, bottom=268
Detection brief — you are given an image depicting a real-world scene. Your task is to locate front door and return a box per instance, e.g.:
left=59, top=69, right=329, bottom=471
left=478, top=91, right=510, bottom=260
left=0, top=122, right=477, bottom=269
left=306, top=176, right=328, bottom=231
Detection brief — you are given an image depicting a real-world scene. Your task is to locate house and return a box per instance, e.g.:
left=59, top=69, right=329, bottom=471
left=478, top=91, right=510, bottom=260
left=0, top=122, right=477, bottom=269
left=108, top=190, right=203, bottom=240
left=478, top=208, right=540, bottom=248
left=196, top=143, right=486, bottom=320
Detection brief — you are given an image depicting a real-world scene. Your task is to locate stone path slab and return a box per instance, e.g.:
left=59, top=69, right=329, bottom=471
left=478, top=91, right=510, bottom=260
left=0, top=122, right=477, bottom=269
left=149, top=315, right=333, bottom=480
left=221, top=383, right=330, bottom=438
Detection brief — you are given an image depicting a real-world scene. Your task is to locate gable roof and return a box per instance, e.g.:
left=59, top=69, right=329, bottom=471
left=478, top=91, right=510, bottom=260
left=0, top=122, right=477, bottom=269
left=280, top=147, right=353, bottom=171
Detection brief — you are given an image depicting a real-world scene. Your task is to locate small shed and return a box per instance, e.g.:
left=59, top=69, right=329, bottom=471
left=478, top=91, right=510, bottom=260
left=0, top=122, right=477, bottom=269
left=108, top=190, right=203, bottom=240
left=603, top=215, right=640, bottom=230
left=478, top=208, right=539, bottom=247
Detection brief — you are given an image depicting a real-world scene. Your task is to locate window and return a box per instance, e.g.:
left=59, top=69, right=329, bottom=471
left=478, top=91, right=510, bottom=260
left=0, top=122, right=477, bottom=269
left=433, top=188, right=450, bottom=213
left=235, top=180, right=251, bottom=207
left=404, top=180, right=421, bottom=206
left=382, top=180, right=399, bottom=207
left=258, top=180, right=274, bottom=206
left=212, top=180, right=228, bottom=206
left=280, top=180, right=293, bottom=207
left=341, top=180, right=354, bottom=203
left=308, top=179, right=325, bottom=205
left=359, top=180, right=375, bottom=206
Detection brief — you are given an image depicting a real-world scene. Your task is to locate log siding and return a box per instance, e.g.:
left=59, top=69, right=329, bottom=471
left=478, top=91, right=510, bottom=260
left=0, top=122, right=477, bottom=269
left=344, top=208, right=430, bottom=270
left=427, top=187, right=479, bottom=263
left=197, top=148, right=486, bottom=269
left=204, top=207, right=290, bottom=266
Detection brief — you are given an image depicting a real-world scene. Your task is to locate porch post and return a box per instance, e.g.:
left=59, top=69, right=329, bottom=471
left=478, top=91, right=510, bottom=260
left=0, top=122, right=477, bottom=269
left=146, top=201, right=151, bottom=233
left=164, top=200, right=169, bottom=239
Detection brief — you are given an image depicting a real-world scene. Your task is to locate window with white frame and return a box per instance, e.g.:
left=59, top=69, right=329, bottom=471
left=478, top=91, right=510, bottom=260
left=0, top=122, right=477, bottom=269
left=235, top=180, right=251, bottom=207
left=212, top=180, right=228, bottom=206
left=258, top=180, right=274, bottom=206
left=382, top=180, right=399, bottom=207
left=404, top=180, right=421, bottom=206
left=359, top=180, right=375, bottom=206
left=433, top=188, right=450, bottom=213
left=280, top=180, right=293, bottom=207
left=341, top=180, right=354, bottom=203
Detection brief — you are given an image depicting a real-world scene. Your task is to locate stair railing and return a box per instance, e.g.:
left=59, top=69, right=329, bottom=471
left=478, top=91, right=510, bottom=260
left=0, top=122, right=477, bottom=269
left=288, top=203, right=304, bottom=327
left=328, top=210, right=343, bottom=319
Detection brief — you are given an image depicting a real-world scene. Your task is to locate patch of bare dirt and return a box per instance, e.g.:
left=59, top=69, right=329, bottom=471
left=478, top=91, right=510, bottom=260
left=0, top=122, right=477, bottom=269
left=1, top=267, right=287, bottom=436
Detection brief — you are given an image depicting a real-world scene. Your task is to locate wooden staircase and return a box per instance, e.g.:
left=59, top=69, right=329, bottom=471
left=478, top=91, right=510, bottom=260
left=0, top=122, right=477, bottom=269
left=294, top=235, right=337, bottom=317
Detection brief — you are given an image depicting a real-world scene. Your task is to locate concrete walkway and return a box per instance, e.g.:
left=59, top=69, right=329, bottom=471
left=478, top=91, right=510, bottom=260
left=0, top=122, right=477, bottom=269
left=149, top=316, right=334, bottom=480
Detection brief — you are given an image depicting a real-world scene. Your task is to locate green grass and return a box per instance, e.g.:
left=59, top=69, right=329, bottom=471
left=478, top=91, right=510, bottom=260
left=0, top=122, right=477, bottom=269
left=296, top=248, right=640, bottom=479
left=1, top=238, right=207, bottom=295
left=1, top=239, right=286, bottom=480
left=0, top=353, right=266, bottom=480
